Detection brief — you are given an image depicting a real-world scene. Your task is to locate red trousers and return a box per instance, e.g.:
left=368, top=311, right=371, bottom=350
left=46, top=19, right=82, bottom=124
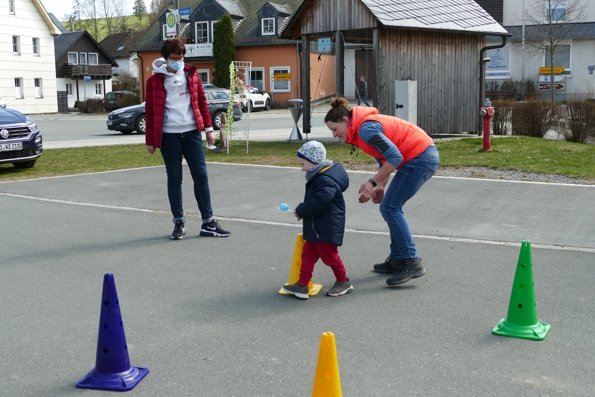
left=299, top=241, right=347, bottom=286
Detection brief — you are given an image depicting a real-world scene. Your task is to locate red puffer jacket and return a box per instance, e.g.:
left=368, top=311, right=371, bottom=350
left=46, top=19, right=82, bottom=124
left=145, top=64, right=212, bottom=148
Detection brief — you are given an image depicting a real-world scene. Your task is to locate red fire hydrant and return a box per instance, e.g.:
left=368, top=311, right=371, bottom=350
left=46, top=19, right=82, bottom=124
left=480, top=99, right=494, bottom=151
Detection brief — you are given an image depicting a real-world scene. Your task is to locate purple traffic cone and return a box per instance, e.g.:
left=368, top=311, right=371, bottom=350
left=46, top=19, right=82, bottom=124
left=76, top=273, right=149, bottom=391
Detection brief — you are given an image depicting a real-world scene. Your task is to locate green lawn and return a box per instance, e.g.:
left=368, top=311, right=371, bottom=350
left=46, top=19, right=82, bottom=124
left=1, top=136, right=594, bottom=182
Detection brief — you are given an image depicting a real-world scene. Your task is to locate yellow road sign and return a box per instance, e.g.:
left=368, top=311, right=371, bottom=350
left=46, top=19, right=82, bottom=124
left=539, top=67, right=565, bottom=75
left=273, top=73, right=292, bottom=81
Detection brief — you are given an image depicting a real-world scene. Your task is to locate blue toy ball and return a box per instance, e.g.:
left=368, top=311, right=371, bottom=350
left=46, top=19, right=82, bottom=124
left=279, top=203, right=289, bottom=211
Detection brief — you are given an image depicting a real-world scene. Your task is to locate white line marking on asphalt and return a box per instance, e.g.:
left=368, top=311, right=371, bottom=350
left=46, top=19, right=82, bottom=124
left=2, top=192, right=594, bottom=254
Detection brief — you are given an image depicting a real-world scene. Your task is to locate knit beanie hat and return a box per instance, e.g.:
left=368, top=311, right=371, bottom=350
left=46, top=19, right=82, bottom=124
left=297, top=140, right=327, bottom=164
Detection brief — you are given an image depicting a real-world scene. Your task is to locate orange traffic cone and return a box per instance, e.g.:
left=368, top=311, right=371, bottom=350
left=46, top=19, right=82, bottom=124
left=76, top=273, right=149, bottom=390
left=279, top=233, right=322, bottom=296
left=312, top=332, right=342, bottom=397
left=492, top=241, right=551, bottom=341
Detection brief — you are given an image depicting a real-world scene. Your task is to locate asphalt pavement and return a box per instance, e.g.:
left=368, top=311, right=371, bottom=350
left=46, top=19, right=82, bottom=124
left=1, top=155, right=594, bottom=395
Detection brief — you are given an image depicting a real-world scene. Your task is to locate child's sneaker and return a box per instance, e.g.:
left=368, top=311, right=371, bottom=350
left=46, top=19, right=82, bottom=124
left=282, top=283, right=309, bottom=299
left=326, top=278, right=354, bottom=297
left=200, top=220, right=230, bottom=237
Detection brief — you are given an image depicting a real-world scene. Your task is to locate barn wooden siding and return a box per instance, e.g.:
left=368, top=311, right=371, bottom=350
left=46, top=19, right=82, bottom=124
left=300, top=0, right=377, bottom=34
left=376, top=29, right=483, bottom=134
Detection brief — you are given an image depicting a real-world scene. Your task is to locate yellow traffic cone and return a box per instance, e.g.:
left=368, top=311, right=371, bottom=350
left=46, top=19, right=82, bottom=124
left=279, top=233, right=322, bottom=296
left=492, top=241, right=551, bottom=341
left=312, top=332, right=342, bottom=397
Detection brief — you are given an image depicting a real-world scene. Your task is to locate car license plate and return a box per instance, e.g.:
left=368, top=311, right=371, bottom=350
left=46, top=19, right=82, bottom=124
left=107, top=121, right=113, bottom=126
left=0, top=142, right=23, bottom=152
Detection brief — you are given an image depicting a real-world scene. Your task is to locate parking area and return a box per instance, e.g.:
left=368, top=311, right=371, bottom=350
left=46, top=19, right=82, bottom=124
left=1, top=163, right=594, bottom=396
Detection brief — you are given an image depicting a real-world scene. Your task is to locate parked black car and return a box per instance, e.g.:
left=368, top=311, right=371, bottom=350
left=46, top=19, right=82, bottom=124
left=106, top=89, right=242, bottom=134
left=0, top=101, right=42, bottom=168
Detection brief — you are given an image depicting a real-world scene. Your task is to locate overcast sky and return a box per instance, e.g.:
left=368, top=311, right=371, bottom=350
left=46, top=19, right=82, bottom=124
left=41, top=0, right=144, bottom=20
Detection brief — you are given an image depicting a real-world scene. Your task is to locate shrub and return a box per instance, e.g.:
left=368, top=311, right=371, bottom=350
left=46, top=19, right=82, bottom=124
left=564, top=100, right=595, bottom=143
left=485, top=79, right=537, bottom=101
left=77, top=98, right=105, bottom=113
left=116, top=94, right=140, bottom=109
left=112, top=72, right=139, bottom=93
left=491, top=99, right=514, bottom=135
left=511, top=99, right=560, bottom=138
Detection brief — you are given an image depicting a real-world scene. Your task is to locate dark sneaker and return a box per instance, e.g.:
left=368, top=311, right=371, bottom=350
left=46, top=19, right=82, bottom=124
left=373, top=257, right=404, bottom=273
left=386, top=258, right=426, bottom=286
left=282, top=282, right=309, bottom=299
left=200, top=220, right=230, bottom=237
left=326, top=278, right=354, bottom=297
left=171, top=221, right=186, bottom=240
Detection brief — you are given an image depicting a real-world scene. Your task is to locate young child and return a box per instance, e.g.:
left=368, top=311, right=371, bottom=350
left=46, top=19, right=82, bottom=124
left=282, top=141, right=353, bottom=299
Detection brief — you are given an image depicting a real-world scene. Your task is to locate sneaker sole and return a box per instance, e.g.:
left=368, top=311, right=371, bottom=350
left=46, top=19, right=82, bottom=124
left=171, top=232, right=186, bottom=240
left=373, top=266, right=396, bottom=273
left=199, top=231, right=230, bottom=237
left=326, top=285, right=354, bottom=297
left=282, top=287, right=309, bottom=299
left=386, top=269, right=426, bottom=286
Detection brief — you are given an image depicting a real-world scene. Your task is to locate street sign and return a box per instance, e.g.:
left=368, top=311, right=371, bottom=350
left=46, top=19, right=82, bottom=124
left=165, top=11, right=178, bottom=37
left=539, top=67, right=565, bottom=75
left=179, top=7, right=191, bottom=15
left=539, top=75, right=564, bottom=82
left=538, top=83, right=565, bottom=91
left=273, top=73, right=292, bottom=81
left=84, top=76, right=91, bottom=81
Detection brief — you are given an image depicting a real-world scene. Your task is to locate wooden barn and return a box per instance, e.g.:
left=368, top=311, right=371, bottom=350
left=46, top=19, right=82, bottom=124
left=281, top=0, right=509, bottom=134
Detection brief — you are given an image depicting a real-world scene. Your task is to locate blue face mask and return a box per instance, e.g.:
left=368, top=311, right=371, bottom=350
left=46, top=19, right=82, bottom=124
left=168, top=60, right=184, bottom=71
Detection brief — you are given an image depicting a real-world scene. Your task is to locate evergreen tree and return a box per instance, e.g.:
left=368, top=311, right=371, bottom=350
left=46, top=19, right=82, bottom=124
left=212, top=14, right=236, bottom=88
left=133, top=0, right=147, bottom=26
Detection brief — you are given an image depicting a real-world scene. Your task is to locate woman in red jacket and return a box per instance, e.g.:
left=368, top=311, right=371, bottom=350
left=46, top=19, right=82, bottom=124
left=145, top=39, right=229, bottom=239
left=325, top=97, right=439, bottom=286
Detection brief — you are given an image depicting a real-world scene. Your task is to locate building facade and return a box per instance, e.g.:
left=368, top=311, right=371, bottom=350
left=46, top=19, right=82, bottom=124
left=1, top=0, right=61, bottom=114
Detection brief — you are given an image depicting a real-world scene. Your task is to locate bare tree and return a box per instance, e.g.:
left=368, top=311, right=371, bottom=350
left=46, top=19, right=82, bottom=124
left=148, top=0, right=167, bottom=21
left=97, top=0, right=129, bottom=35
left=513, top=0, right=587, bottom=101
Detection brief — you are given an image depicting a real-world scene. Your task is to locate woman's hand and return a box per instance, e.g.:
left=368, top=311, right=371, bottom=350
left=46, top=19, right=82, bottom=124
left=205, top=131, right=216, bottom=146
left=294, top=210, right=301, bottom=221
left=146, top=145, right=155, bottom=154
left=371, top=188, right=384, bottom=204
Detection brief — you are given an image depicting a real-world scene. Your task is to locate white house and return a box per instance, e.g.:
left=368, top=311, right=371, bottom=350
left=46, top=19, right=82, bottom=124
left=484, top=0, right=595, bottom=100
left=1, top=0, right=61, bottom=113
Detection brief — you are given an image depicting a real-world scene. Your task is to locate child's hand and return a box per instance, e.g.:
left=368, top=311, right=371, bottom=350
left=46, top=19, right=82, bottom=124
left=294, top=210, right=301, bottom=221
left=372, top=188, right=384, bottom=204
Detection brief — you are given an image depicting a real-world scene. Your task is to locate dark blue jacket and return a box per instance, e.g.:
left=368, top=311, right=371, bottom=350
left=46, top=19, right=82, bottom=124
left=295, top=163, right=349, bottom=246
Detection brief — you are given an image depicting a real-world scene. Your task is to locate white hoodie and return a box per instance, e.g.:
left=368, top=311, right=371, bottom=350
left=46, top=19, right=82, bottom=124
left=152, top=58, right=197, bottom=133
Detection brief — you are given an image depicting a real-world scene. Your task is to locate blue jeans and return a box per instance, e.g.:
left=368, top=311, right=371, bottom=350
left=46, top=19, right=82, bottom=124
left=160, top=130, right=213, bottom=223
left=358, top=93, right=370, bottom=106
left=379, top=144, right=439, bottom=259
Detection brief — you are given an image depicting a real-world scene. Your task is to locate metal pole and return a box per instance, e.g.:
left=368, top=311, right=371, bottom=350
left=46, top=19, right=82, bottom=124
left=176, top=0, right=180, bottom=39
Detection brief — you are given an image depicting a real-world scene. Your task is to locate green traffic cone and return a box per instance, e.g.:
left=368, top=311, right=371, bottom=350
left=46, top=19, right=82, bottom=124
left=493, top=241, right=551, bottom=341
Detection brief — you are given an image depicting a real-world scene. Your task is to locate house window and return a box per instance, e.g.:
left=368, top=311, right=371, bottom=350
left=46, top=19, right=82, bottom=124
left=9, top=0, right=15, bottom=14
left=195, top=21, right=209, bottom=43
left=545, top=44, right=571, bottom=75
left=34, top=78, right=42, bottom=98
left=95, top=84, right=102, bottom=95
left=262, top=18, right=275, bottom=35
left=79, top=53, right=87, bottom=64
left=545, top=1, right=567, bottom=23
left=66, top=83, right=73, bottom=95
left=250, top=68, right=264, bottom=90
left=198, top=70, right=210, bottom=84
left=32, top=38, right=39, bottom=55
left=88, top=53, right=98, bottom=64
left=271, top=67, right=290, bottom=92
left=14, top=78, right=23, bottom=98
left=211, top=21, right=217, bottom=43
left=68, top=52, right=78, bottom=64
left=12, top=36, right=20, bottom=54
left=117, top=45, right=125, bottom=51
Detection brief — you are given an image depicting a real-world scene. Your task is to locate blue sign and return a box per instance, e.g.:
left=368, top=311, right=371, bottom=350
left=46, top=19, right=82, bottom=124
left=84, top=76, right=91, bottom=81
left=179, top=7, right=191, bottom=16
